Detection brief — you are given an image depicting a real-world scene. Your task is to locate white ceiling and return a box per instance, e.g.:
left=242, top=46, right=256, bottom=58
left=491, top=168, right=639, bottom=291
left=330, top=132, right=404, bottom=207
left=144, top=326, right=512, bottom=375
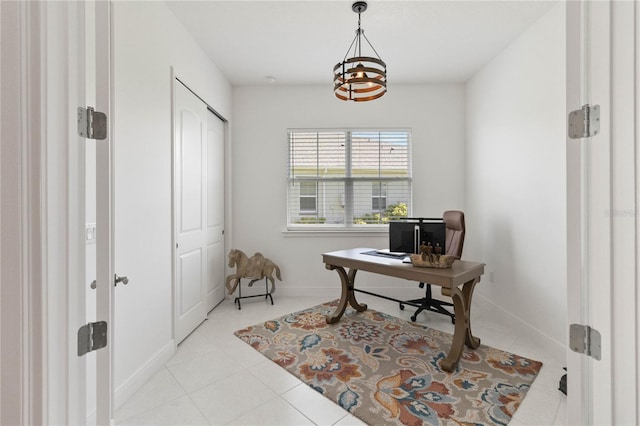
left=165, top=0, right=557, bottom=86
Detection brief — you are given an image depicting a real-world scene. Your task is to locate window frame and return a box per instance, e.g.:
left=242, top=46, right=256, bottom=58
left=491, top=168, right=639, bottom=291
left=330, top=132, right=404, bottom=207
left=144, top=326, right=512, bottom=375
left=287, top=129, right=412, bottom=231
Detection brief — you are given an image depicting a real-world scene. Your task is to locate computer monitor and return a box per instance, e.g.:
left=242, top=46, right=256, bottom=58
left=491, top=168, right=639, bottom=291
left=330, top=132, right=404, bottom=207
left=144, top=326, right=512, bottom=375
left=389, top=218, right=446, bottom=254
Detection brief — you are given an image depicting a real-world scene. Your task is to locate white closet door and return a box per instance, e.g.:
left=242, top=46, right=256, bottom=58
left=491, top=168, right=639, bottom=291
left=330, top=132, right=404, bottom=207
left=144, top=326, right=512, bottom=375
left=206, top=111, right=226, bottom=311
left=174, top=81, right=208, bottom=343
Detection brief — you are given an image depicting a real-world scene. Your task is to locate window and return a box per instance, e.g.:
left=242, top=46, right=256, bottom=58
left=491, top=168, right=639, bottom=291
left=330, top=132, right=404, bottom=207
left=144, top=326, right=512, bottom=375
left=288, top=130, right=412, bottom=228
left=299, top=181, right=317, bottom=213
left=372, top=182, right=387, bottom=211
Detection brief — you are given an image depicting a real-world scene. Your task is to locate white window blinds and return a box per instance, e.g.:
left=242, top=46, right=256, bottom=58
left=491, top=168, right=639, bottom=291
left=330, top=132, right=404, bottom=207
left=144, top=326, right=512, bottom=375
left=288, top=130, right=412, bottom=227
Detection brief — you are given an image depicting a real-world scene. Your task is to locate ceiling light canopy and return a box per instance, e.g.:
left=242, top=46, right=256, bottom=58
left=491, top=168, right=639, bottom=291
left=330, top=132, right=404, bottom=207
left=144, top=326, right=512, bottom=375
left=333, top=1, right=387, bottom=102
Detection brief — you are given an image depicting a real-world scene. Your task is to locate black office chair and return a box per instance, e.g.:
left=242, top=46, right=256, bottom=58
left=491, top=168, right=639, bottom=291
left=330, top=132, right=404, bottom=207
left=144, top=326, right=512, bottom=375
left=400, top=210, right=465, bottom=323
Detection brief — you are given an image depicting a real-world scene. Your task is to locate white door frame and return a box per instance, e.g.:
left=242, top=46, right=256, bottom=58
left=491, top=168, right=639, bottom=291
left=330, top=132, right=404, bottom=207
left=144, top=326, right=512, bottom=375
left=0, top=1, right=47, bottom=424
left=46, top=1, right=90, bottom=424
left=0, top=1, right=113, bottom=424
left=94, top=0, right=115, bottom=424
left=566, top=1, right=638, bottom=424
left=607, top=1, right=638, bottom=423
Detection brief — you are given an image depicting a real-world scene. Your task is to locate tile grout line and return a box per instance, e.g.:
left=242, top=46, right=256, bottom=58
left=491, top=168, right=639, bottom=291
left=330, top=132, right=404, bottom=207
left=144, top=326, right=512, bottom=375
left=114, top=366, right=189, bottom=425
left=221, top=394, right=302, bottom=426
left=164, top=362, right=214, bottom=424
left=280, top=391, right=321, bottom=426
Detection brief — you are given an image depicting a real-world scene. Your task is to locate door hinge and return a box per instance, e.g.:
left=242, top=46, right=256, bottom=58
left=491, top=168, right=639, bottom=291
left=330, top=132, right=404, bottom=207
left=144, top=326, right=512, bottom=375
left=568, top=104, right=600, bottom=139
left=569, top=323, right=601, bottom=360
left=77, top=106, right=107, bottom=140
left=77, top=321, right=108, bottom=357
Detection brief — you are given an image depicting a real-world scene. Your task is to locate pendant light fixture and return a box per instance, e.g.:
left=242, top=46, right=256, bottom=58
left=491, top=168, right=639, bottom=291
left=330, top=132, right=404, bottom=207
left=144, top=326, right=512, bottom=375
left=333, top=1, right=387, bottom=102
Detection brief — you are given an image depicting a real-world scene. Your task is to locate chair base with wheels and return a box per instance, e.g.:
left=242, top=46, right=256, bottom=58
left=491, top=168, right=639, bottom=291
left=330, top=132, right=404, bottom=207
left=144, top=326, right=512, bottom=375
left=400, top=282, right=455, bottom=323
left=398, top=210, right=465, bottom=323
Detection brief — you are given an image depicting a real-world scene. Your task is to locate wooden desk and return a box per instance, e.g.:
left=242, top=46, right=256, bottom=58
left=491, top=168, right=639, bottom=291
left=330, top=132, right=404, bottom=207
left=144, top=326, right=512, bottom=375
left=322, top=248, right=485, bottom=372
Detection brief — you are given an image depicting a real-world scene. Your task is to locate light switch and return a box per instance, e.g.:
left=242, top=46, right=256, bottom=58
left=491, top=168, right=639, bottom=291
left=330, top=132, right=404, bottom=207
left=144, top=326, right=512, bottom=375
left=86, top=223, right=96, bottom=243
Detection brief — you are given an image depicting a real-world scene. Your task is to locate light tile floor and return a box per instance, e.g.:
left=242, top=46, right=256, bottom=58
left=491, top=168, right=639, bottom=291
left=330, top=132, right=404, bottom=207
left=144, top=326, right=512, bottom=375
left=115, top=294, right=567, bottom=425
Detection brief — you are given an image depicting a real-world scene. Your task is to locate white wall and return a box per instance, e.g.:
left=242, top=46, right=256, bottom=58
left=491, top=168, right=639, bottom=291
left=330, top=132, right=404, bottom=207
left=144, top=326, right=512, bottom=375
left=231, top=84, right=465, bottom=296
left=111, top=1, right=231, bottom=407
left=465, top=4, right=566, bottom=348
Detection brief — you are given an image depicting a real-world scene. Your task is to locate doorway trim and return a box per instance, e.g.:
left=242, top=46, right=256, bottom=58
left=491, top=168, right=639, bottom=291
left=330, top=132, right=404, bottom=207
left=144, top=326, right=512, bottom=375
left=1, top=1, right=45, bottom=424
left=565, top=0, right=639, bottom=423
left=0, top=1, right=83, bottom=424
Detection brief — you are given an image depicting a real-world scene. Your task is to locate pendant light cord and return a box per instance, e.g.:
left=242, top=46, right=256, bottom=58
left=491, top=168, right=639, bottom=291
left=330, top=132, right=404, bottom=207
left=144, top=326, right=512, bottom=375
left=341, top=8, right=382, bottom=61
left=357, top=11, right=362, bottom=57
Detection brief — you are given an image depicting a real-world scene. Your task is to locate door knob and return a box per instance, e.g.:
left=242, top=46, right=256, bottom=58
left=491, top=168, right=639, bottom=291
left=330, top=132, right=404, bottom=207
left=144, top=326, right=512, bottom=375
left=89, top=274, right=129, bottom=289
left=115, top=274, right=129, bottom=286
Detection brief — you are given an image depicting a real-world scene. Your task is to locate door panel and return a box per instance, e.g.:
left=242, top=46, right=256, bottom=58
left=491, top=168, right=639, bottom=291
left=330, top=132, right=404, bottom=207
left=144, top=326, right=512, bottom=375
left=174, top=81, right=207, bottom=343
left=208, top=242, right=225, bottom=310
left=180, top=109, right=204, bottom=232
left=206, top=111, right=226, bottom=310
left=179, top=249, right=204, bottom=313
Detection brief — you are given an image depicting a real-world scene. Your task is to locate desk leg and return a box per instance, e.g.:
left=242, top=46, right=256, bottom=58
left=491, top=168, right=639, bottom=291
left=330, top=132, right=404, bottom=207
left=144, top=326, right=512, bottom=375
left=439, top=277, right=481, bottom=372
left=325, top=265, right=367, bottom=324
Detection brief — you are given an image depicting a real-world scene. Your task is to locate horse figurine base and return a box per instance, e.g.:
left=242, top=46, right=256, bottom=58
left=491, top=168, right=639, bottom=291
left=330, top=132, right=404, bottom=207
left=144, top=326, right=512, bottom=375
left=234, top=277, right=274, bottom=310
left=226, top=249, right=282, bottom=310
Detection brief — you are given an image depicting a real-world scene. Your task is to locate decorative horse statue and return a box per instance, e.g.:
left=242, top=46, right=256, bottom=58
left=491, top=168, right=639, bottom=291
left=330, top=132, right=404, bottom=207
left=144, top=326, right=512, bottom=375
left=225, top=249, right=282, bottom=295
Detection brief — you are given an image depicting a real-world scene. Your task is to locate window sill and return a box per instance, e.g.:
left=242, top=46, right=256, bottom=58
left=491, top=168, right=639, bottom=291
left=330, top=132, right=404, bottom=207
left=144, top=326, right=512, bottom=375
left=282, top=226, right=388, bottom=237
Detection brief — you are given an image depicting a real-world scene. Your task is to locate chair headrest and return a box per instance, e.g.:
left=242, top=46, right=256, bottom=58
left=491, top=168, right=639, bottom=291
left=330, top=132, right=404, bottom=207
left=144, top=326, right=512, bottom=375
left=443, top=210, right=465, bottom=232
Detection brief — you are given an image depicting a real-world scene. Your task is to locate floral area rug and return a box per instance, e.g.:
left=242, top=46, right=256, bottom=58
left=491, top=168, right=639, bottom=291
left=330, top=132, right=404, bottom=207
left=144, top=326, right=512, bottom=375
left=234, top=300, right=542, bottom=426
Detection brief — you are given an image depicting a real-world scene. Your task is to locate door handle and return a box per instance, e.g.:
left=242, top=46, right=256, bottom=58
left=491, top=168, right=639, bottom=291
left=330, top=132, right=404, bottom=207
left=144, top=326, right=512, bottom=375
left=90, top=274, right=129, bottom=289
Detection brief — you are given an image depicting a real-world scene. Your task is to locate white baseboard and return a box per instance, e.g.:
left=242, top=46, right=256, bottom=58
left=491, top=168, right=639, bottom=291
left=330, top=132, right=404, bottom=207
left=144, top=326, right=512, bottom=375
left=113, top=340, right=176, bottom=410
left=474, top=292, right=567, bottom=363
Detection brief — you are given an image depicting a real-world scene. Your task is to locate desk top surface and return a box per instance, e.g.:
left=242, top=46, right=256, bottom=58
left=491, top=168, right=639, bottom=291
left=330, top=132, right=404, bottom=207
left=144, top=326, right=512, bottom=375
left=322, top=248, right=485, bottom=288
